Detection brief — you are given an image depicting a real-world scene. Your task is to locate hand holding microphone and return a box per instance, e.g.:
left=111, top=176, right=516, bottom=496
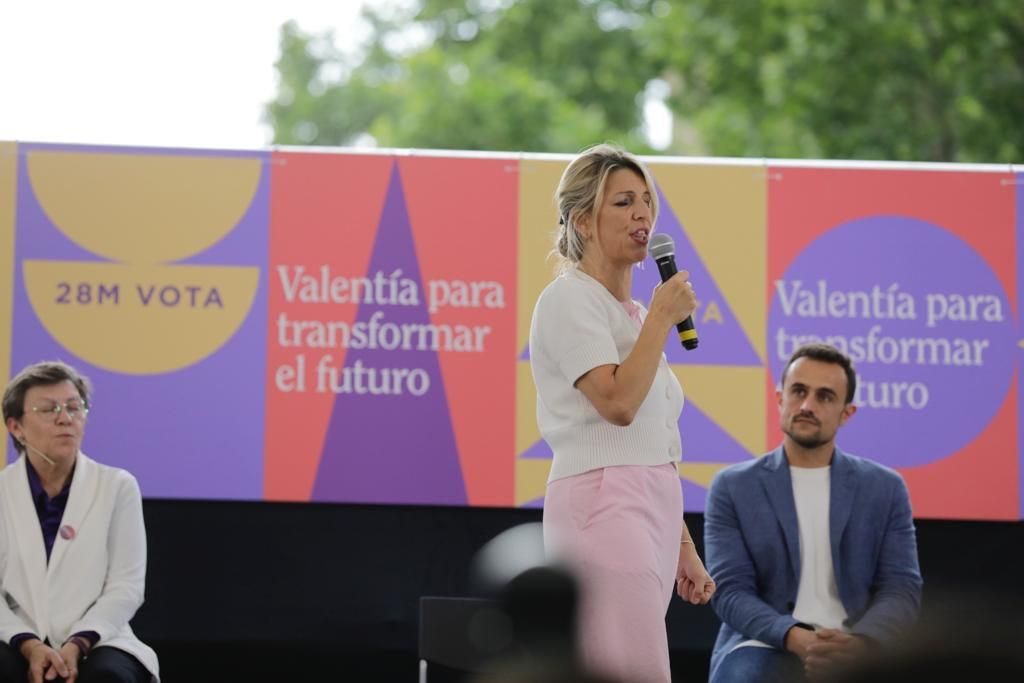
left=649, top=234, right=699, bottom=350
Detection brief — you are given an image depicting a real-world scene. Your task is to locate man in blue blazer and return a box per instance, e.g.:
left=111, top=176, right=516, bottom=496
left=705, top=343, right=922, bottom=682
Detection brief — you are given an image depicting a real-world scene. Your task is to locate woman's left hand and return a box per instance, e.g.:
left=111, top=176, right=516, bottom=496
left=676, top=543, right=716, bottom=605
left=57, top=642, right=82, bottom=683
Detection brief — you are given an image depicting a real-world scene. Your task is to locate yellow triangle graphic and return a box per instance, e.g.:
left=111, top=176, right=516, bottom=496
left=516, top=361, right=543, bottom=454
left=678, top=461, right=743, bottom=488
left=516, top=457, right=552, bottom=506
left=649, top=162, right=767, bottom=360
left=671, top=365, right=766, bottom=456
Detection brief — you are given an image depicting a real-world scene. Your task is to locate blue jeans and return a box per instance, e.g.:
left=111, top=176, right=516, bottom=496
left=711, top=645, right=807, bottom=683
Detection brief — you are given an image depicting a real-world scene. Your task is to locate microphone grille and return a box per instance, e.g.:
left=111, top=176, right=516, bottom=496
left=649, top=233, right=675, bottom=260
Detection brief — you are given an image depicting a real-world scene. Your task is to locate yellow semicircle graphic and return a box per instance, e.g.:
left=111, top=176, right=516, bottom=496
left=27, top=152, right=261, bottom=264
left=24, top=261, right=259, bottom=374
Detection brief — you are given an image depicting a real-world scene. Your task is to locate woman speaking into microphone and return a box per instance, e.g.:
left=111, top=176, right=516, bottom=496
left=529, top=143, right=715, bottom=683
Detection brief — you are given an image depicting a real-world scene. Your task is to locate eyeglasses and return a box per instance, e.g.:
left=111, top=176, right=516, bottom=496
left=29, top=399, right=90, bottom=421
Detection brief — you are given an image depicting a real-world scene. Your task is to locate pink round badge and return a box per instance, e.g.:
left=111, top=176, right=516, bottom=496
left=59, top=525, right=76, bottom=540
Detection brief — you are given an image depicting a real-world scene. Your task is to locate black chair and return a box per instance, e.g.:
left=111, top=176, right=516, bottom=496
left=418, top=596, right=511, bottom=682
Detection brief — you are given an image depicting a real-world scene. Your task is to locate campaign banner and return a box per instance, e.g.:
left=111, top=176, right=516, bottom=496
left=766, top=166, right=1018, bottom=520
left=5, top=143, right=267, bottom=499
left=1, top=142, right=1019, bottom=520
left=264, top=152, right=517, bottom=506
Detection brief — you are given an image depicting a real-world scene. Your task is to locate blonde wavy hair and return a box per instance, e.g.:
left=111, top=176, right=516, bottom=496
left=551, top=143, right=659, bottom=271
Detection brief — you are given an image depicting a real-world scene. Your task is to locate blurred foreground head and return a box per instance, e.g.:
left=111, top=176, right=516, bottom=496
left=471, top=524, right=579, bottom=673
left=829, top=589, right=1024, bottom=682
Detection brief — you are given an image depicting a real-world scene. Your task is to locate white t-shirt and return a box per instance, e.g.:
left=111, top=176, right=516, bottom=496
left=731, top=465, right=848, bottom=652
left=790, top=465, right=848, bottom=630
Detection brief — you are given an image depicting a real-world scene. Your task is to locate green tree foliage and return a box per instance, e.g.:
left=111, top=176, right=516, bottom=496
left=266, top=0, right=658, bottom=153
left=266, top=0, right=1023, bottom=162
left=647, top=0, right=1024, bottom=162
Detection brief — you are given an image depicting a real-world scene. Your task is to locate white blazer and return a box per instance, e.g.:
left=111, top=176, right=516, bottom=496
left=0, top=453, right=159, bottom=681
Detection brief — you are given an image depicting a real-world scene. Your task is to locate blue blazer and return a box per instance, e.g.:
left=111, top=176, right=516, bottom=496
left=704, top=447, right=922, bottom=680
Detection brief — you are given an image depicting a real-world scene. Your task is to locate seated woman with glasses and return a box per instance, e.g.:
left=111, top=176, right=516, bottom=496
left=0, top=361, right=158, bottom=683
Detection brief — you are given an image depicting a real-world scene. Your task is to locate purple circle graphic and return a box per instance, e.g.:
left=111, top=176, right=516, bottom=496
left=768, top=216, right=1015, bottom=468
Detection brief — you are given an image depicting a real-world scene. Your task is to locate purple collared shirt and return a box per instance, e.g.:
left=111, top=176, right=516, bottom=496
left=25, top=460, right=73, bottom=561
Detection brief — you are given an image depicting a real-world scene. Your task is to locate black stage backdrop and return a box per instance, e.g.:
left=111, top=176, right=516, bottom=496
left=132, top=500, right=1024, bottom=682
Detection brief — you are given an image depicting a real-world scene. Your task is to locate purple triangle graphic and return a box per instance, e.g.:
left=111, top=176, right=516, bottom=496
left=521, top=495, right=545, bottom=509
left=312, top=163, right=467, bottom=505
left=680, top=399, right=755, bottom=464
left=682, top=477, right=709, bottom=513
left=632, top=186, right=762, bottom=366
left=519, top=438, right=553, bottom=459
left=519, top=343, right=530, bottom=360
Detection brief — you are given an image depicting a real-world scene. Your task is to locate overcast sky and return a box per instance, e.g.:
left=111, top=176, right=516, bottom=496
left=0, top=0, right=373, bottom=150
left=1, top=0, right=672, bottom=152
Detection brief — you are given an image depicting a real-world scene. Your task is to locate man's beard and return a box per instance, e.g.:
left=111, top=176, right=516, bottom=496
left=783, top=421, right=828, bottom=449
left=782, top=430, right=823, bottom=450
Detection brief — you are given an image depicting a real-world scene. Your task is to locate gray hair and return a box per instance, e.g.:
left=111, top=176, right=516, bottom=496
left=3, top=360, right=91, bottom=454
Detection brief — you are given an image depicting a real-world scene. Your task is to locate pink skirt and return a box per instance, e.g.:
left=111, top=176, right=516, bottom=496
left=544, top=463, right=683, bottom=683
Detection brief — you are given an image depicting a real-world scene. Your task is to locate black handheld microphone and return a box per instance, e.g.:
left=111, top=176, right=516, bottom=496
left=649, top=234, right=698, bottom=350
